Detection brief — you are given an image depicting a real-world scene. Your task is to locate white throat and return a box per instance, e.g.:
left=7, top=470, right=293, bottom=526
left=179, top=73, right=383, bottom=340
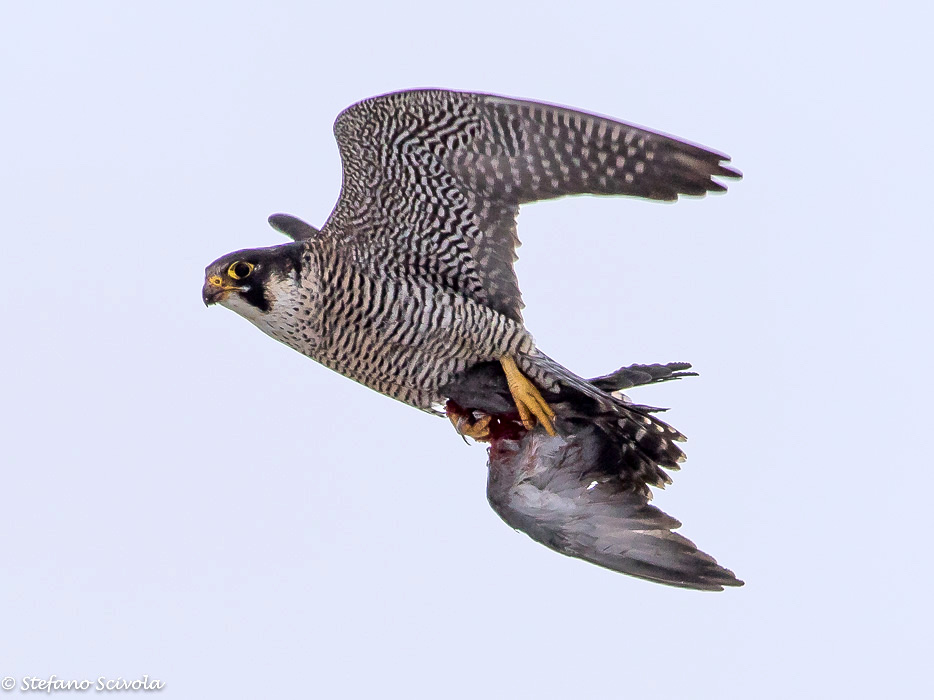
left=220, top=272, right=303, bottom=346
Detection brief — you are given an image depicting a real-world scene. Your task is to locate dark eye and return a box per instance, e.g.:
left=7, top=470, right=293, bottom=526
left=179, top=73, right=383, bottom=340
left=228, top=261, right=254, bottom=280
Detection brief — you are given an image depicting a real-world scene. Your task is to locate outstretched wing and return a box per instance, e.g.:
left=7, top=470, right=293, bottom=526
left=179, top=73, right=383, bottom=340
left=487, top=427, right=743, bottom=591
left=327, top=89, right=740, bottom=322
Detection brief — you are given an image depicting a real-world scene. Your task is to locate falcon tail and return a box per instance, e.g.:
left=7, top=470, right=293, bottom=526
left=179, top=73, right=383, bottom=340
left=444, top=361, right=743, bottom=591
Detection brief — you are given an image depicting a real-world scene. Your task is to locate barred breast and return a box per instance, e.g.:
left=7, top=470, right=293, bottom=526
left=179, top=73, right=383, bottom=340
left=298, top=237, right=534, bottom=411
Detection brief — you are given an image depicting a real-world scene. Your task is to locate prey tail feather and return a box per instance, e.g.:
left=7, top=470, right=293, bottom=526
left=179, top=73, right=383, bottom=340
left=590, top=362, right=697, bottom=394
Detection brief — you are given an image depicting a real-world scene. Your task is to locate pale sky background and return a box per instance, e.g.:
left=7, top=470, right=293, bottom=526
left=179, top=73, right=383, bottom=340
left=2, top=1, right=931, bottom=698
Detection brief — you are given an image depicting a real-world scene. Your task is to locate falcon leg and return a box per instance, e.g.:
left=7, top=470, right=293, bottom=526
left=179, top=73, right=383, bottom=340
left=500, top=356, right=557, bottom=436
left=446, top=403, right=494, bottom=442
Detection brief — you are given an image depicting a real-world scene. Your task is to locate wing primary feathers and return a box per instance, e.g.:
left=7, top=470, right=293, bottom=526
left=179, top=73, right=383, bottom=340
left=268, top=213, right=320, bottom=241
left=328, top=89, right=742, bottom=323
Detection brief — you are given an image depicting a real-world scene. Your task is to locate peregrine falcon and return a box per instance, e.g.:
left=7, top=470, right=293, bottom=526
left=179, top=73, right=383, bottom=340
left=203, top=89, right=742, bottom=589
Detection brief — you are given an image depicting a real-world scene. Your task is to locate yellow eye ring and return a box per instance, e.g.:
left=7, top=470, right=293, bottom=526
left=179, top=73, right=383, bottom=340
left=228, top=261, right=254, bottom=280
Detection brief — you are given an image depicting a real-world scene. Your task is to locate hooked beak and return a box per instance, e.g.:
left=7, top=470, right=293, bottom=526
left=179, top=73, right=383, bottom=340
left=202, top=275, right=239, bottom=306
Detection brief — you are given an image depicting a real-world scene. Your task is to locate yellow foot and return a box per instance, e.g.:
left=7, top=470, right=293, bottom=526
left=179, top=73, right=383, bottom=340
left=447, top=408, right=493, bottom=442
left=500, top=356, right=557, bottom=436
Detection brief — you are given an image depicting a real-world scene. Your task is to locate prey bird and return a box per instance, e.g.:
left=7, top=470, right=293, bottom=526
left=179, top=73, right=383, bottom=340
left=203, top=89, right=743, bottom=589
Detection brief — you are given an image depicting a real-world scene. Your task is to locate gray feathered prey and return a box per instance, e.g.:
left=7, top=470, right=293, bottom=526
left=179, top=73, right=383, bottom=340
left=443, top=362, right=742, bottom=591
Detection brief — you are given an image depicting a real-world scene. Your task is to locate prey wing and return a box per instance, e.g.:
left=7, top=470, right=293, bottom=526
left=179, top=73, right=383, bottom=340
left=487, top=427, right=742, bottom=591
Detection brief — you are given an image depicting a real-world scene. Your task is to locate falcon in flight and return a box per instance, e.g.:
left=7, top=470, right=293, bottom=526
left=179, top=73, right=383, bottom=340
left=203, top=89, right=743, bottom=590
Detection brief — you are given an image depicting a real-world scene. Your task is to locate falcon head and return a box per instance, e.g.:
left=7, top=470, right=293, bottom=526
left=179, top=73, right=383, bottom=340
left=202, top=243, right=305, bottom=328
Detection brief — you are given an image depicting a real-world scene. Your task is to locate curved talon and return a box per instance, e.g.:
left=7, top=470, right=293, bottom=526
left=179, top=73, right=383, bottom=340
left=447, top=405, right=494, bottom=442
left=500, top=356, right=557, bottom=436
